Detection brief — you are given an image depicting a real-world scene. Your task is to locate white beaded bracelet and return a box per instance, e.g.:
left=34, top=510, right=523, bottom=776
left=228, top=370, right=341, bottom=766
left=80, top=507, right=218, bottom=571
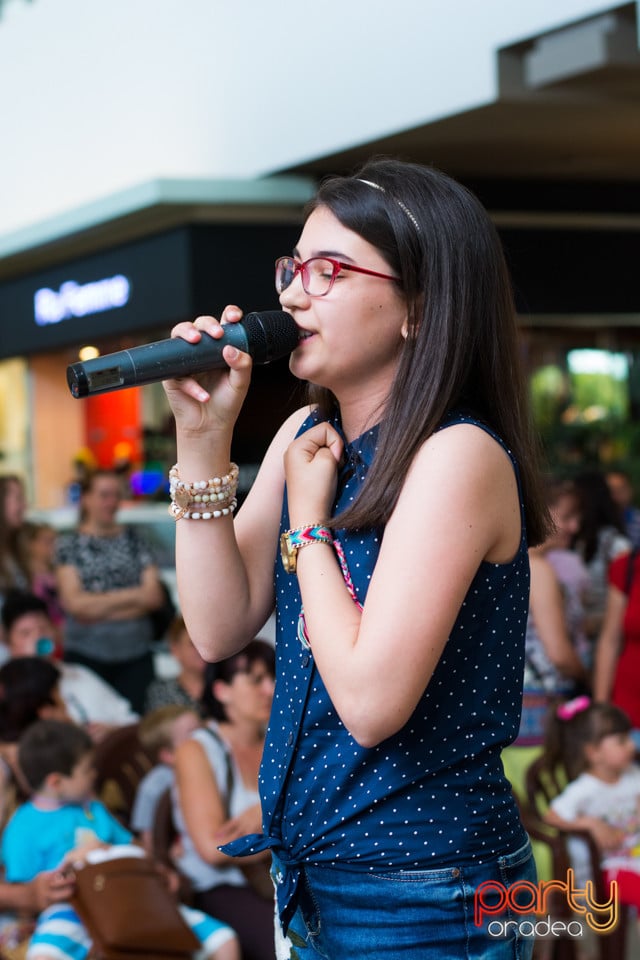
left=169, top=497, right=238, bottom=521
left=169, top=463, right=239, bottom=521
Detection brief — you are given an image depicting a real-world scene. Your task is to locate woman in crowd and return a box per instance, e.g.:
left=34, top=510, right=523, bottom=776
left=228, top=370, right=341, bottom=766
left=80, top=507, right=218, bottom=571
left=163, top=158, right=550, bottom=958
left=55, top=469, right=166, bottom=714
left=0, top=475, right=29, bottom=614
left=173, top=639, right=275, bottom=960
left=573, top=469, right=630, bottom=644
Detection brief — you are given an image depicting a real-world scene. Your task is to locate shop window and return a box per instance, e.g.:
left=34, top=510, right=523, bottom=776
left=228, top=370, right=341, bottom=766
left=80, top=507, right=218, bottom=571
left=527, top=331, right=640, bottom=485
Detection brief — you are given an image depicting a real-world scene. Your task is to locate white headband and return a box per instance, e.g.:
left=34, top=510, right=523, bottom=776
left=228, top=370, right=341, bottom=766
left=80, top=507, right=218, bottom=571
left=357, top=178, right=421, bottom=234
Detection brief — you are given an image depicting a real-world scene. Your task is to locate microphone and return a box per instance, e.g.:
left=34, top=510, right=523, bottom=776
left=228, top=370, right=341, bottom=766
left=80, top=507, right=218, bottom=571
left=66, top=310, right=300, bottom=398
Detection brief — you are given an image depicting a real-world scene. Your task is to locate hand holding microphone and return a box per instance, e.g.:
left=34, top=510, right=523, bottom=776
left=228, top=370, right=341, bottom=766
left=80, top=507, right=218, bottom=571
left=66, top=309, right=300, bottom=398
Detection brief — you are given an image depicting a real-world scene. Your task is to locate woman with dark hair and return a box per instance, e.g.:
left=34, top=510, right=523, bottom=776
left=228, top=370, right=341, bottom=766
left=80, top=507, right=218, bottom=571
left=173, top=639, right=275, bottom=960
left=163, top=158, right=550, bottom=958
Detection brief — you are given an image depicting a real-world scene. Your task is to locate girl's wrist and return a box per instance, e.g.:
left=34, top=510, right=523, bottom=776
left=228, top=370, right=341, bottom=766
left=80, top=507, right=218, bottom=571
left=176, top=438, right=234, bottom=479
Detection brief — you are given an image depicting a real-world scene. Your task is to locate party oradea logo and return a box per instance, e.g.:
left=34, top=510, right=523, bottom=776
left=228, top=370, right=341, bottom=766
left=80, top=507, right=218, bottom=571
left=474, top=869, right=618, bottom=939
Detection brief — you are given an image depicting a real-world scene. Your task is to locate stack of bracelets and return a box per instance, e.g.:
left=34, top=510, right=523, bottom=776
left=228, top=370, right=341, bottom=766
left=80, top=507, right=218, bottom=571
left=169, top=463, right=239, bottom=521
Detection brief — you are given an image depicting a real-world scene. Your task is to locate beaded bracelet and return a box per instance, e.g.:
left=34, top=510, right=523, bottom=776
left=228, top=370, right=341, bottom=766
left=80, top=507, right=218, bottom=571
left=169, top=497, right=238, bottom=521
left=169, top=463, right=239, bottom=521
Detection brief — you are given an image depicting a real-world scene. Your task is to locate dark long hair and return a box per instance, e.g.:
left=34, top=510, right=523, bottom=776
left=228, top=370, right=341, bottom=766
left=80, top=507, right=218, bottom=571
left=0, top=657, right=61, bottom=744
left=545, top=699, right=631, bottom=781
left=573, top=469, right=626, bottom=563
left=305, top=158, right=550, bottom=546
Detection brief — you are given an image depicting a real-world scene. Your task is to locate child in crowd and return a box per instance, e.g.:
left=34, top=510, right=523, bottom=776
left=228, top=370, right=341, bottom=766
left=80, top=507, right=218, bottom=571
left=145, top=616, right=207, bottom=713
left=132, top=704, right=202, bottom=854
left=544, top=697, right=640, bottom=914
left=1, top=719, right=240, bottom=960
left=19, top=521, right=65, bottom=646
left=1, top=591, right=138, bottom=740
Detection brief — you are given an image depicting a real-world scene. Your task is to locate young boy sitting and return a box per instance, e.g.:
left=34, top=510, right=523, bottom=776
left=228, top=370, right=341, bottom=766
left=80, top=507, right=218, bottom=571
left=1, top=719, right=240, bottom=960
left=132, top=704, right=201, bottom=855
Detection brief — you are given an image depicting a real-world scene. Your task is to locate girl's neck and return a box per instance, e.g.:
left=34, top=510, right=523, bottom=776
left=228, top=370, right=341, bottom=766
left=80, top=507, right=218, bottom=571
left=587, top=765, right=625, bottom=785
left=335, top=383, right=388, bottom=444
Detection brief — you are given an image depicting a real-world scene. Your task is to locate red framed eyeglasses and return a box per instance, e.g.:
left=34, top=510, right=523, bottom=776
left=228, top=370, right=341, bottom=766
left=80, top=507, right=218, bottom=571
left=275, top=256, right=398, bottom=298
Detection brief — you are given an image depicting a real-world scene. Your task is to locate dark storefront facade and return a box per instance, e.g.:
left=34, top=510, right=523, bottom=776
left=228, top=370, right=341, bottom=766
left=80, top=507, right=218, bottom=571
left=1, top=211, right=639, bottom=507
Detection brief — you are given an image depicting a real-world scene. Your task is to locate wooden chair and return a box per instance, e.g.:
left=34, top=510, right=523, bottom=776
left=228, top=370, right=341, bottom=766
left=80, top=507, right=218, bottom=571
left=522, top=753, right=630, bottom=960
left=151, top=786, right=194, bottom=905
left=93, top=723, right=155, bottom=829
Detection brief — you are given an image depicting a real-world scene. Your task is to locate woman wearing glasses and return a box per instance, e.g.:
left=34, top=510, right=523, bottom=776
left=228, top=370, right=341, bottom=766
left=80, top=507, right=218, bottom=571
left=163, top=158, right=550, bottom=959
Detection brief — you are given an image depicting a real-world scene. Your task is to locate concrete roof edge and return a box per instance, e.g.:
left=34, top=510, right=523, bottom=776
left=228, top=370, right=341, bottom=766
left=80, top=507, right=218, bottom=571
left=0, top=175, right=318, bottom=261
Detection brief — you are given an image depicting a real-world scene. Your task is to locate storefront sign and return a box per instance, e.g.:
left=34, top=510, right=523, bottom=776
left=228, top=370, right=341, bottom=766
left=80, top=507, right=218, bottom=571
left=34, top=275, right=131, bottom=326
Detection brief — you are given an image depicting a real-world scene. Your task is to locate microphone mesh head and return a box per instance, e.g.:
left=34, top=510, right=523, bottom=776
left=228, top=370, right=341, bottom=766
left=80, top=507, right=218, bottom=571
left=243, top=311, right=300, bottom=364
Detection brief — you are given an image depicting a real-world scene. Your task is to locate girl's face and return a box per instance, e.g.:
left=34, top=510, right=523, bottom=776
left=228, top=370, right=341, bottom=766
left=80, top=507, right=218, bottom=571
left=279, top=205, right=407, bottom=403
left=4, top=480, right=26, bottom=529
left=547, top=493, right=581, bottom=550
left=30, top=526, right=57, bottom=565
left=587, top=731, right=636, bottom=779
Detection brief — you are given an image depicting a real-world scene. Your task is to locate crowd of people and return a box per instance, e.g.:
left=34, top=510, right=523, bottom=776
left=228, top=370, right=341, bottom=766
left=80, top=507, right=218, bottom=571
left=0, top=157, right=640, bottom=958
left=0, top=469, right=277, bottom=960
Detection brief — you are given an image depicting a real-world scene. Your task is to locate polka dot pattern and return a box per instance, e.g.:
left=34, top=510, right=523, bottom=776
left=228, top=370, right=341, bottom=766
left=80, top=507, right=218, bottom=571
left=259, top=410, right=530, bottom=917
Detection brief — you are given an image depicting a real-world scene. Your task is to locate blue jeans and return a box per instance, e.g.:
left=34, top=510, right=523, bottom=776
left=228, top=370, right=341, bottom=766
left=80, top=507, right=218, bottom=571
left=274, top=840, right=536, bottom=960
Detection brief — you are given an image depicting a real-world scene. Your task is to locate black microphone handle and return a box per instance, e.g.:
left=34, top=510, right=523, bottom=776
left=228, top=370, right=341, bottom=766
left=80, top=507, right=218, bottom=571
left=67, top=310, right=299, bottom=398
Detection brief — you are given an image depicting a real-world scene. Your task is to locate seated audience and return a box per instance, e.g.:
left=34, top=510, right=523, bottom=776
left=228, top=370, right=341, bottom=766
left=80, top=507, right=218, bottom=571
left=173, top=640, right=276, bottom=960
left=543, top=697, right=640, bottom=921
left=1, top=590, right=138, bottom=741
left=0, top=657, right=69, bottom=821
left=131, top=704, right=202, bottom=855
left=0, top=658, right=75, bottom=954
left=1, top=719, right=240, bottom=960
left=145, top=616, right=207, bottom=714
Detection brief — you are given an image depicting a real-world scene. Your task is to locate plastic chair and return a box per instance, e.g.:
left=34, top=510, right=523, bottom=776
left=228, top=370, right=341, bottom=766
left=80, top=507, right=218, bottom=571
left=522, top=754, right=630, bottom=960
left=93, top=723, right=155, bottom=829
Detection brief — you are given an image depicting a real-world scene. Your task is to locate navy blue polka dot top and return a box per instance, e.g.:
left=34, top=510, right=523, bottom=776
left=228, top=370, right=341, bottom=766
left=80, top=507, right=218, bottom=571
left=223, top=408, right=530, bottom=930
